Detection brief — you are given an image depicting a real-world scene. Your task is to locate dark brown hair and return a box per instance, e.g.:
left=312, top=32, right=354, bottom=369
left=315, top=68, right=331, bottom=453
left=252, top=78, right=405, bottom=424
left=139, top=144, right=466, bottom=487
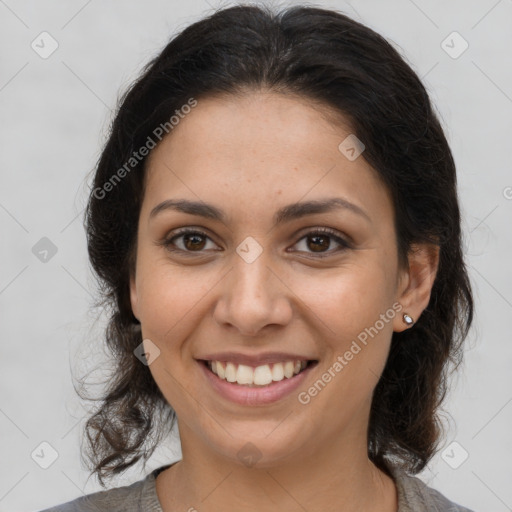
left=80, top=3, right=474, bottom=487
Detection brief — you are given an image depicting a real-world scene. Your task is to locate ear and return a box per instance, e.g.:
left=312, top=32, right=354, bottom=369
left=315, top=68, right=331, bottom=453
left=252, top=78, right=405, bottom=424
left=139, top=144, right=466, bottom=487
left=393, top=243, right=440, bottom=332
left=130, top=272, right=140, bottom=322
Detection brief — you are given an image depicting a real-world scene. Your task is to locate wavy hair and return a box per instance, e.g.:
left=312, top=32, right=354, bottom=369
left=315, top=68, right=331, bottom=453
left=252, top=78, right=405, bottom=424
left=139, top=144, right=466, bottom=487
left=80, top=4, right=474, bottom=486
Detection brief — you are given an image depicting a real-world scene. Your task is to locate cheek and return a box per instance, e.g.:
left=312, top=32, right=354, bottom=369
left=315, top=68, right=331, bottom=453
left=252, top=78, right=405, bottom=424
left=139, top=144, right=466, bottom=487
left=297, top=270, right=395, bottom=424
left=294, top=261, right=394, bottom=339
left=135, top=257, right=214, bottom=347
left=295, top=261, right=396, bottom=397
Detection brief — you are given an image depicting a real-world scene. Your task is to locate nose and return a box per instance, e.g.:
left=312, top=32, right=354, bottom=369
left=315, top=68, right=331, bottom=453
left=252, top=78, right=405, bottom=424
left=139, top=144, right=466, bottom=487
left=213, top=247, right=293, bottom=337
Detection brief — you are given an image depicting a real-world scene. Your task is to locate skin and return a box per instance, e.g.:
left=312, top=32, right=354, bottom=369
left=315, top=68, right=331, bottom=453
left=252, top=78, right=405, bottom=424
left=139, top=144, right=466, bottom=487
left=130, top=90, right=439, bottom=512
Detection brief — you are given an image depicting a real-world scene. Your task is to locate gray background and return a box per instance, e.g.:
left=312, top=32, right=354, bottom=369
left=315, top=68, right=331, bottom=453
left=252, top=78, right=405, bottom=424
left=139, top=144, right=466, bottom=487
left=1, top=0, right=511, bottom=510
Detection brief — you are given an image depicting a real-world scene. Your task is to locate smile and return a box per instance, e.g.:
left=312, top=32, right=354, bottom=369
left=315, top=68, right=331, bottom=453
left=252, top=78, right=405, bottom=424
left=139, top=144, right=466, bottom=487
left=206, top=360, right=309, bottom=386
left=198, top=358, right=319, bottom=405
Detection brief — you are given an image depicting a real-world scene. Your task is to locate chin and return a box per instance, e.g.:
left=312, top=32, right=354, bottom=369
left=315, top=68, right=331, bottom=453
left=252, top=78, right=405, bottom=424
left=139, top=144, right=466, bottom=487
left=203, top=426, right=310, bottom=470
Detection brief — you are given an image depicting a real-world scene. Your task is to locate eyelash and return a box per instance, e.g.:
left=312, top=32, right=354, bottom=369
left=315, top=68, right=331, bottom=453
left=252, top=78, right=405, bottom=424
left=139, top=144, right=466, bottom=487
left=160, top=227, right=351, bottom=258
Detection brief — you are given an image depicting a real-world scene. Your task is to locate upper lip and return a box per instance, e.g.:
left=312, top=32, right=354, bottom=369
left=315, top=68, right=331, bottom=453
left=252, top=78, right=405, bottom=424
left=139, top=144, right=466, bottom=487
left=197, top=352, right=317, bottom=367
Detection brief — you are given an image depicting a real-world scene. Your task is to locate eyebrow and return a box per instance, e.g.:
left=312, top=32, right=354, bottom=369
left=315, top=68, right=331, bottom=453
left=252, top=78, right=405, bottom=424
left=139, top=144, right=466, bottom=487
left=149, top=197, right=371, bottom=225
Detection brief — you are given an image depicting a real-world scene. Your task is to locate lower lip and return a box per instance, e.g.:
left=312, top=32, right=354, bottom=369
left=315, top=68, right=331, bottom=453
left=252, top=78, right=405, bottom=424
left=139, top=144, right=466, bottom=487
left=198, top=360, right=316, bottom=406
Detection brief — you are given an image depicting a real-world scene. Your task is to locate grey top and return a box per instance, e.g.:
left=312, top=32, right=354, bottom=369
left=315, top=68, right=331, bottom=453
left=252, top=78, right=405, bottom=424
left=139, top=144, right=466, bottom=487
left=39, top=463, right=475, bottom=512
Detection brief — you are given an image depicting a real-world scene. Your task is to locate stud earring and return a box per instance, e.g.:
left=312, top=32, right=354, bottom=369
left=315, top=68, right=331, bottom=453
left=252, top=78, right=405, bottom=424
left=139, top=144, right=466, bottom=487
left=403, top=313, right=414, bottom=326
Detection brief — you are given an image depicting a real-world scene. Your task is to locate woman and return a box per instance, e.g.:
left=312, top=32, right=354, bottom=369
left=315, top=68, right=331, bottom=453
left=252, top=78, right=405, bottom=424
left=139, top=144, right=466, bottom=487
left=41, top=4, right=475, bottom=511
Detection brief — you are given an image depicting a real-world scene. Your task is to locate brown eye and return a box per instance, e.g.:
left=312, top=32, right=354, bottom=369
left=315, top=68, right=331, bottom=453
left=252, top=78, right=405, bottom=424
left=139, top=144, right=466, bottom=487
left=292, top=228, right=350, bottom=257
left=182, top=232, right=207, bottom=251
left=306, top=234, right=331, bottom=252
left=162, top=229, right=218, bottom=254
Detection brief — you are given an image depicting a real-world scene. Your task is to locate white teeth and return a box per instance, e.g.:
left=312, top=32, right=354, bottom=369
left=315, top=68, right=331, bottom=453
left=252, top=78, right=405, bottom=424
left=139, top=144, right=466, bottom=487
left=216, top=361, right=226, bottom=379
left=208, top=359, right=309, bottom=386
left=253, top=364, right=273, bottom=385
left=236, top=364, right=254, bottom=385
left=271, top=362, right=284, bottom=381
left=283, top=361, right=295, bottom=379
left=225, top=362, right=237, bottom=382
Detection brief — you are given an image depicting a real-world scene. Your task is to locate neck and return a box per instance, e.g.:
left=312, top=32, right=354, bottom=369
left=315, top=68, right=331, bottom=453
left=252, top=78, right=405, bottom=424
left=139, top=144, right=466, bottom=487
left=156, top=425, right=397, bottom=512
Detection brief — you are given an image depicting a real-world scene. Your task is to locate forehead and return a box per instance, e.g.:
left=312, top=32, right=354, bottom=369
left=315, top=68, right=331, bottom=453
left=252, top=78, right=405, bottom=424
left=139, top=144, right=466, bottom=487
left=142, top=91, right=393, bottom=226
left=147, top=91, right=352, bottom=170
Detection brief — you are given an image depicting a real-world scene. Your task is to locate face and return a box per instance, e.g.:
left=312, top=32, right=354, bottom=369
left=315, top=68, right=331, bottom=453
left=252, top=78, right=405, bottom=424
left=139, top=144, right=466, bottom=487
left=130, top=91, right=413, bottom=468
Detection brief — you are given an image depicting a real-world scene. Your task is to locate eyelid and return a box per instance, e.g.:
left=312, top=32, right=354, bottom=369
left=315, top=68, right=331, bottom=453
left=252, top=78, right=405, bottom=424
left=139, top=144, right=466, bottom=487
left=159, top=226, right=351, bottom=257
left=157, top=227, right=219, bottom=255
left=288, top=227, right=351, bottom=257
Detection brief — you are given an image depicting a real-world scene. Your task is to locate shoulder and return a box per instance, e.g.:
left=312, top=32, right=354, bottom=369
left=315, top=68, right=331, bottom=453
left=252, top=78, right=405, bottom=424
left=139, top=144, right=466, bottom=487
left=389, top=465, right=476, bottom=512
left=37, top=467, right=165, bottom=512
